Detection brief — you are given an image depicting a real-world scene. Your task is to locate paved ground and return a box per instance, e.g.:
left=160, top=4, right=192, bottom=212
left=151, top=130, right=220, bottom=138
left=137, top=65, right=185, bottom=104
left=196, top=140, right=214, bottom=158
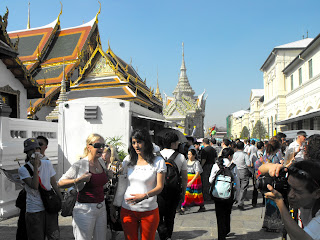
left=0, top=187, right=283, bottom=240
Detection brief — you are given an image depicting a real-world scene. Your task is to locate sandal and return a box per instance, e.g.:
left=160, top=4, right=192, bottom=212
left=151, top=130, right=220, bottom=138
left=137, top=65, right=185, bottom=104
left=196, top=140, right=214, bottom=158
left=179, top=208, right=185, bottom=215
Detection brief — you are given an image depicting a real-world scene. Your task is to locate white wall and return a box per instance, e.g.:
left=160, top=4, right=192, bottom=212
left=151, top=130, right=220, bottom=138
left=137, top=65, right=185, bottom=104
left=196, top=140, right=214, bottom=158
left=0, top=117, right=58, bottom=218
left=0, top=61, right=28, bottom=119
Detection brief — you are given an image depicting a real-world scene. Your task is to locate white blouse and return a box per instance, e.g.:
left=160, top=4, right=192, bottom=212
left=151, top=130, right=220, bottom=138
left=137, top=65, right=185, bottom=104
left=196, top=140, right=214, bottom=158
left=121, top=155, right=166, bottom=212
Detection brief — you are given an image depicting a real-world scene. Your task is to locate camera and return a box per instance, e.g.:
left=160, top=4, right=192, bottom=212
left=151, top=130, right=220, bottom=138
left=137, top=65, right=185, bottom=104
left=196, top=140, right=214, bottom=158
left=256, top=168, right=289, bottom=195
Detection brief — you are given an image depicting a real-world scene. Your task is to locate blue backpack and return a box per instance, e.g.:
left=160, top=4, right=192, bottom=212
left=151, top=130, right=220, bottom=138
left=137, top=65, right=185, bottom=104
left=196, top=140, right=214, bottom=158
left=209, top=162, right=236, bottom=201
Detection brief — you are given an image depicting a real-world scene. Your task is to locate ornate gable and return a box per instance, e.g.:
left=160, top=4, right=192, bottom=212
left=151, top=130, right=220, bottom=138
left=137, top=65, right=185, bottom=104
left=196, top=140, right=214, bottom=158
left=87, top=55, right=115, bottom=77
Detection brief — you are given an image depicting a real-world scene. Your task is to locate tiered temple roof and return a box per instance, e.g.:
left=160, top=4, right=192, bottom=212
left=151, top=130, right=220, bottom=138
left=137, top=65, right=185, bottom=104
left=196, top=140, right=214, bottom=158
left=0, top=8, right=40, bottom=99
left=7, top=4, right=162, bottom=119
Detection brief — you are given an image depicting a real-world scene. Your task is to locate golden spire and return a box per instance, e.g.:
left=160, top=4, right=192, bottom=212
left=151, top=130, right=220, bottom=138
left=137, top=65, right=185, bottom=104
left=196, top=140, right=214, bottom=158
left=57, top=1, right=63, bottom=25
left=27, top=1, right=30, bottom=29
left=95, top=1, right=101, bottom=24
left=155, top=70, right=162, bottom=100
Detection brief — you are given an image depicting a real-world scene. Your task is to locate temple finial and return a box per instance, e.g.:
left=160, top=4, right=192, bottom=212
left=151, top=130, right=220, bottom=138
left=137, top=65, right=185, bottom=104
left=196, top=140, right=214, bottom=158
left=27, top=1, right=30, bottom=29
left=57, top=1, right=63, bottom=24
left=95, top=1, right=101, bottom=23
left=182, top=42, right=184, bottom=58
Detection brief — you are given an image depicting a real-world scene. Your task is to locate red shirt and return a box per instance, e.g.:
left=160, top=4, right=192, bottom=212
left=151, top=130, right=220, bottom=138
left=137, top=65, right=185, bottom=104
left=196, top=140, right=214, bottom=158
left=77, top=172, right=108, bottom=203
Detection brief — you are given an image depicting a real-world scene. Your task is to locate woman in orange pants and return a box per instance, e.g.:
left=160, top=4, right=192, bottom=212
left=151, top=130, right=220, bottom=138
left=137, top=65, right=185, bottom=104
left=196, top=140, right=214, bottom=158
left=111, top=128, right=166, bottom=240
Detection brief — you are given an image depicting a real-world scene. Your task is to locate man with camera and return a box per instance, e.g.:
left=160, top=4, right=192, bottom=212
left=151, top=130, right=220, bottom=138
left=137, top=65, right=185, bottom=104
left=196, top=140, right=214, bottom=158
left=259, top=161, right=320, bottom=240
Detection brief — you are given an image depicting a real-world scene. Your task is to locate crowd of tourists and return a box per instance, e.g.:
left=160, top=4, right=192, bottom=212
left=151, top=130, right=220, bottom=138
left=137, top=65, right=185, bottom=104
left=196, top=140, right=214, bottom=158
left=15, top=129, right=320, bottom=240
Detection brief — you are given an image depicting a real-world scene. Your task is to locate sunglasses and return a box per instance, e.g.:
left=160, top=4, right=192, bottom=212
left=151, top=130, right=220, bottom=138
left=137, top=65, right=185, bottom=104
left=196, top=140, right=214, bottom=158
left=289, top=166, right=320, bottom=188
left=39, top=142, right=44, bottom=146
left=89, top=143, right=106, bottom=149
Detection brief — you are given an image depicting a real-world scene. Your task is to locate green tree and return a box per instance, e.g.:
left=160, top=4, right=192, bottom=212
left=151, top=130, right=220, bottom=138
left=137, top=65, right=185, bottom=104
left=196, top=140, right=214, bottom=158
left=105, top=136, right=127, bottom=161
left=251, top=120, right=267, bottom=140
left=240, top=126, right=250, bottom=139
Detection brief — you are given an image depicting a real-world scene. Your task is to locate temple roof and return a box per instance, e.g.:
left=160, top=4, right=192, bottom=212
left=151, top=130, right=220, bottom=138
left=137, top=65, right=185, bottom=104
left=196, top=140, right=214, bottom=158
left=8, top=16, right=60, bottom=72
left=71, top=43, right=162, bottom=110
left=0, top=8, right=40, bottom=98
left=7, top=4, right=162, bottom=117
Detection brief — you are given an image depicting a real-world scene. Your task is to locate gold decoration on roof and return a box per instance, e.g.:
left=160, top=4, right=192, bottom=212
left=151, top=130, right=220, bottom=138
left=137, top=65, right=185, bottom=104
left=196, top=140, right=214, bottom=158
left=13, top=36, right=19, bottom=51
left=38, top=80, right=46, bottom=97
left=27, top=2, right=30, bottom=29
left=125, top=64, right=128, bottom=72
left=0, top=7, right=9, bottom=30
left=127, top=75, right=130, bottom=82
left=57, top=1, right=63, bottom=25
left=29, top=100, right=35, bottom=116
left=36, top=46, right=40, bottom=59
left=95, top=1, right=101, bottom=24
left=96, top=34, right=101, bottom=46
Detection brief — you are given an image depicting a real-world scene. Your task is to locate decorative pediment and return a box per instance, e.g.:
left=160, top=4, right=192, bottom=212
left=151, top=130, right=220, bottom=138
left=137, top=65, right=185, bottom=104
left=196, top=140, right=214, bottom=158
left=0, top=85, right=20, bottom=95
left=87, top=55, right=115, bottom=77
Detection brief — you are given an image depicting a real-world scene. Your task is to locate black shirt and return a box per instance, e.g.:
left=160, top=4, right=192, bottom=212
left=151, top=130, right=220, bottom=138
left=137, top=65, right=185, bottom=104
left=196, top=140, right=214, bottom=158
left=200, top=146, right=217, bottom=165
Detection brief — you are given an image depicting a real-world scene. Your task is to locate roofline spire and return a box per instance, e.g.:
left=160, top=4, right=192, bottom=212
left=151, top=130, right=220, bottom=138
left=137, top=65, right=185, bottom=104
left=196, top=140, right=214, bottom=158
left=27, top=1, right=30, bottom=29
left=57, top=1, right=63, bottom=24
left=95, top=1, right=101, bottom=23
left=182, top=42, right=184, bottom=58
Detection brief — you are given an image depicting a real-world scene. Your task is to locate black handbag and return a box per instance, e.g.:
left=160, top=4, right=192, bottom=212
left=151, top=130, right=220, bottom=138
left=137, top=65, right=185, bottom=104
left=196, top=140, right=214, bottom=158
left=61, top=188, right=77, bottom=217
left=39, top=186, right=62, bottom=213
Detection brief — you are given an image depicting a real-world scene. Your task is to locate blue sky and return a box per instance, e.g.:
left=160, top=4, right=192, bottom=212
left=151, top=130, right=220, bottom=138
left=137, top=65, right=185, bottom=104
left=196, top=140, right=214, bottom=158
left=1, top=0, right=320, bottom=128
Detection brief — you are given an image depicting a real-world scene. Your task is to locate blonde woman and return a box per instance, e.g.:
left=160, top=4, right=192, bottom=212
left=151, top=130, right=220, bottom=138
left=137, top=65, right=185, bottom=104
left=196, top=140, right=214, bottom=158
left=58, top=133, right=108, bottom=240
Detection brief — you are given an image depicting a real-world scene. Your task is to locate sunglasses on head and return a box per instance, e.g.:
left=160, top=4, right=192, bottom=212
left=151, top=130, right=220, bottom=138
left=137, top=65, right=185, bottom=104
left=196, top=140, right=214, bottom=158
left=90, top=143, right=106, bottom=149
left=289, top=166, right=320, bottom=188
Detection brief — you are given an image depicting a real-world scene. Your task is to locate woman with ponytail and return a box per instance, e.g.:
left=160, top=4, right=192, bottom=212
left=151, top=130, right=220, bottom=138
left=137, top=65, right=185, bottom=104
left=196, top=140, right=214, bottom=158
left=209, top=148, right=240, bottom=240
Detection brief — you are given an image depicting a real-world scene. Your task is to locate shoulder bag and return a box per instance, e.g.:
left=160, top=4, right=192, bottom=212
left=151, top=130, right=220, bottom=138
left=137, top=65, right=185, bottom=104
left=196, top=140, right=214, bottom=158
left=113, top=164, right=128, bottom=207
left=61, top=162, right=81, bottom=217
left=39, top=178, right=62, bottom=214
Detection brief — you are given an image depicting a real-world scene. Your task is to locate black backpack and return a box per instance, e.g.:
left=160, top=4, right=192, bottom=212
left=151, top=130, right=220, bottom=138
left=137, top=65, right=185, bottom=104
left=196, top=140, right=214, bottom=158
left=209, top=161, right=236, bottom=201
left=159, top=151, right=181, bottom=197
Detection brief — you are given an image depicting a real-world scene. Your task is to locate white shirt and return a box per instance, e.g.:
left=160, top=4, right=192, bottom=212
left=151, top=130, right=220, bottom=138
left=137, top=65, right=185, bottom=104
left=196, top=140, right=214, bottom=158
left=209, top=158, right=240, bottom=201
left=121, top=156, right=166, bottom=212
left=287, top=140, right=305, bottom=162
left=244, top=144, right=250, bottom=154
left=19, top=159, right=56, bottom=213
left=160, top=149, right=187, bottom=172
left=303, top=209, right=320, bottom=240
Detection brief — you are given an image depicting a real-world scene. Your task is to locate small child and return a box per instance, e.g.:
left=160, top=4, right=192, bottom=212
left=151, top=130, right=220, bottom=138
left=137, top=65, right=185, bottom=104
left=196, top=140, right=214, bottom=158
left=180, top=149, right=205, bottom=214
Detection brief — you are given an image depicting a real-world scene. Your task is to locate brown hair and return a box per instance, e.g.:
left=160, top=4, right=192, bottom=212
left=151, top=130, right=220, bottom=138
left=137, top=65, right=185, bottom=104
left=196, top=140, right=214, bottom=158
left=265, top=139, right=280, bottom=155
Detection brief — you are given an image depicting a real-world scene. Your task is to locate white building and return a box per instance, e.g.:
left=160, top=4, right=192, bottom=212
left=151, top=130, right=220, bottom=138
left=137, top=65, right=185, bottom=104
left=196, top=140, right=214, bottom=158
left=278, top=34, right=320, bottom=130
left=229, top=36, right=320, bottom=138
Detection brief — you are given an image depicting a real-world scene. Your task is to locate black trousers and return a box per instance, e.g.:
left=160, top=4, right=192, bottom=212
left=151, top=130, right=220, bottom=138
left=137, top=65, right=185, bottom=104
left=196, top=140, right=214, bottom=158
left=215, top=199, right=234, bottom=240
left=16, top=208, right=28, bottom=240
left=201, top=163, right=214, bottom=201
left=157, top=194, right=180, bottom=240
